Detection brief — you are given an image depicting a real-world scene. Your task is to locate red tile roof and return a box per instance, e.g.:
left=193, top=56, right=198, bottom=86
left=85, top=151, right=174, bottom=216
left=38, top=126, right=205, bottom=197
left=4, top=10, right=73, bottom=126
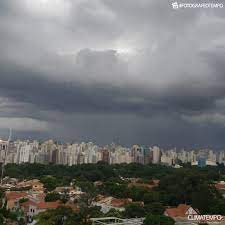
left=128, top=183, right=155, bottom=189
left=165, top=204, right=197, bottom=218
left=20, top=200, right=36, bottom=207
left=111, top=198, right=132, bottom=207
left=96, top=195, right=132, bottom=208
left=6, top=192, right=28, bottom=200
left=36, top=201, right=60, bottom=209
left=128, top=179, right=160, bottom=189
left=215, top=183, right=225, bottom=190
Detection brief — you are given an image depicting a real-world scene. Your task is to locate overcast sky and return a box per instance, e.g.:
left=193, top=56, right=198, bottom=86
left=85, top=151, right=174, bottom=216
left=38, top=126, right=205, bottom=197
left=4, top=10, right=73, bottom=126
left=0, top=0, right=225, bottom=148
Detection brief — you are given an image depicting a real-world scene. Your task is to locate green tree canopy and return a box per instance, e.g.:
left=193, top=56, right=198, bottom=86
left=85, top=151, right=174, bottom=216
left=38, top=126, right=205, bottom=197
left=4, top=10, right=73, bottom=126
left=144, top=214, right=175, bottom=225
left=124, top=203, right=145, bottom=218
left=45, top=192, right=61, bottom=202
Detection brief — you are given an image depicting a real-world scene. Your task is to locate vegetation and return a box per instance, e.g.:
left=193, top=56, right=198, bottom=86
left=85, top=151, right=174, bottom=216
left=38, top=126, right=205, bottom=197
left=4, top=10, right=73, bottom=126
left=1, top=162, right=225, bottom=224
left=4, top=162, right=225, bottom=182
left=124, top=203, right=146, bottom=218
left=45, top=192, right=61, bottom=202
left=19, top=198, right=29, bottom=204
left=0, top=201, right=25, bottom=225
left=144, top=214, right=175, bottom=225
left=35, top=206, right=83, bottom=225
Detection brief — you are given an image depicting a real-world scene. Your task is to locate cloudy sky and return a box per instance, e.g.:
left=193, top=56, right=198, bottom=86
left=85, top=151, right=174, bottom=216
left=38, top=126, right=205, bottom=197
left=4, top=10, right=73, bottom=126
left=0, top=0, right=225, bottom=148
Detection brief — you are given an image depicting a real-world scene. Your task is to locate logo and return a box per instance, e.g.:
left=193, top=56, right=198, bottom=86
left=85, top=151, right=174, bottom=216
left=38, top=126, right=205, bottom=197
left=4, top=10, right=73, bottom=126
left=172, top=2, right=179, bottom=9
left=188, top=215, right=224, bottom=221
left=171, top=1, right=223, bottom=9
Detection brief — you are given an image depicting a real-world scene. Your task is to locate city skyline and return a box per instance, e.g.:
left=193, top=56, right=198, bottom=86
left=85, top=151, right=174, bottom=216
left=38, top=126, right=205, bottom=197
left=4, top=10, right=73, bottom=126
left=2, top=133, right=225, bottom=150
left=0, top=138, right=225, bottom=167
left=0, top=0, right=225, bottom=147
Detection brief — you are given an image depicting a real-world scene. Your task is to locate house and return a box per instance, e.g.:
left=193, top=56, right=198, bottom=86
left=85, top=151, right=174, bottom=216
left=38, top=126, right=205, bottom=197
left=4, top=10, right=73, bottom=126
left=164, top=204, right=198, bottom=219
left=215, top=181, right=225, bottom=199
left=17, top=179, right=44, bottom=193
left=30, top=193, right=46, bottom=202
left=215, top=181, right=225, bottom=191
left=25, top=201, right=61, bottom=222
left=54, top=186, right=73, bottom=194
left=92, top=195, right=132, bottom=213
left=128, top=179, right=160, bottom=189
left=20, top=200, right=37, bottom=220
left=68, top=188, right=84, bottom=197
left=5, top=191, right=29, bottom=210
left=2, top=177, right=18, bottom=185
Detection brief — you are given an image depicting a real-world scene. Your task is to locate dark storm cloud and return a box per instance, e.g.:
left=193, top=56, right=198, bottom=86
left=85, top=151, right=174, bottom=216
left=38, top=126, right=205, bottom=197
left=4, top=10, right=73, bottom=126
left=0, top=0, right=225, bottom=147
left=0, top=53, right=221, bottom=117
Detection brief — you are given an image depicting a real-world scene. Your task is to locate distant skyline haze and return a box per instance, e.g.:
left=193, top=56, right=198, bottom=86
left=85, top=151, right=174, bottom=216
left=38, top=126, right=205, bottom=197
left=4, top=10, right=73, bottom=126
left=0, top=0, right=225, bottom=148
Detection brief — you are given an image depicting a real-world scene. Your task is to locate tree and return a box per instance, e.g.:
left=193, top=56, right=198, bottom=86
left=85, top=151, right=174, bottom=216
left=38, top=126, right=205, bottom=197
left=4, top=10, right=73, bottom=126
left=144, top=203, right=165, bottom=215
left=158, top=169, right=224, bottom=214
left=144, top=214, right=175, bottom=225
left=0, top=214, right=4, bottom=225
left=18, top=218, right=26, bottom=225
left=124, top=203, right=145, bottom=218
left=143, top=191, right=160, bottom=204
left=128, top=186, right=147, bottom=201
left=79, top=206, right=103, bottom=224
left=208, top=199, right=225, bottom=215
left=102, top=182, right=128, bottom=198
left=77, top=181, right=97, bottom=207
left=40, top=176, right=61, bottom=192
left=36, top=206, right=82, bottom=225
left=19, top=198, right=29, bottom=204
left=191, top=184, right=216, bottom=214
left=105, top=209, right=124, bottom=218
left=45, top=192, right=61, bottom=202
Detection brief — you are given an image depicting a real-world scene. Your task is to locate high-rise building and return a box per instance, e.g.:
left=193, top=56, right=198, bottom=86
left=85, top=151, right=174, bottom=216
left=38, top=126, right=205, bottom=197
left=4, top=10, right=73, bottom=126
left=151, top=146, right=161, bottom=164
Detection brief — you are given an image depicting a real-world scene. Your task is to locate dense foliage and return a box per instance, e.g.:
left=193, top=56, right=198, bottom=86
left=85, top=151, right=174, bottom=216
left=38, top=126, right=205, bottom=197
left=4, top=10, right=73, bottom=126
left=35, top=206, right=83, bottom=225
left=143, top=214, right=175, bottom=225
left=3, top=162, right=225, bottom=224
left=5, top=162, right=225, bottom=182
left=0, top=200, right=25, bottom=225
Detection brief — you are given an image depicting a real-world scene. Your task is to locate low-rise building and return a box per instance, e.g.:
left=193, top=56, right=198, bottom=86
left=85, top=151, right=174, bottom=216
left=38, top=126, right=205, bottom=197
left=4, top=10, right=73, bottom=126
left=215, top=181, right=225, bottom=191
left=93, top=195, right=132, bottom=213
left=5, top=191, right=29, bottom=210
left=164, top=204, right=198, bottom=220
left=24, top=200, right=61, bottom=222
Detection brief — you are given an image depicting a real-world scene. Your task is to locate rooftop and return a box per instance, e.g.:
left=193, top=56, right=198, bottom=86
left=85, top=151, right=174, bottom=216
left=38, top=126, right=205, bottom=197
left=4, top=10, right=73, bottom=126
left=165, top=204, right=197, bottom=218
left=5, top=191, right=28, bottom=200
left=36, top=201, right=60, bottom=209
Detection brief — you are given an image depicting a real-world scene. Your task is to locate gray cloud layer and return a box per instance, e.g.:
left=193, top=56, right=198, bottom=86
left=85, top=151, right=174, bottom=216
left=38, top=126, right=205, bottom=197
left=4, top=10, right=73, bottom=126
left=0, top=0, right=225, bottom=148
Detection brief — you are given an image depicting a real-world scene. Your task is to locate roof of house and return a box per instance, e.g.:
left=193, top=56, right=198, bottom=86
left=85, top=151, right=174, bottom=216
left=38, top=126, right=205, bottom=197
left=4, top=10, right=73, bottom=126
left=111, top=198, right=132, bottom=207
left=35, top=193, right=46, bottom=200
left=5, top=191, right=28, bottom=200
left=128, top=182, right=155, bottom=189
left=165, top=204, right=196, bottom=217
left=96, top=195, right=132, bottom=208
left=215, top=182, right=225, bottom=190
left=36, top=201, right=60, bottom=209
left=17, top=179, right=44, bottom=189
left=20, top=200, right=37, bottom=208
left=128, top=179, right=160, bottom=189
